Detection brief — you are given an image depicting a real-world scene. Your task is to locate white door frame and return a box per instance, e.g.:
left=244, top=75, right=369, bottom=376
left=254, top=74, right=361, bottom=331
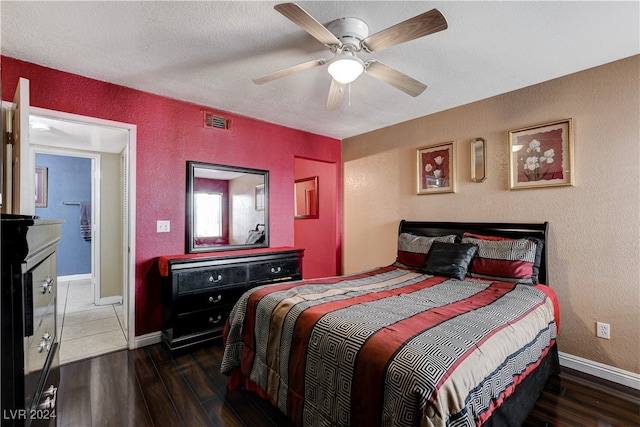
left=33, top=149, right=102, bottom=305
left=28, top=106, right=137, bottom=349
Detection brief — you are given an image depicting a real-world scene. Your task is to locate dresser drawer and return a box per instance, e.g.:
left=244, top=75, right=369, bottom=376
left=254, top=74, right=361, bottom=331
left=175, top=286, right=247, bottom=313
left=161, top=248, right=304, bottom=352
left=31, top=255, right=56, bottom=312
left=177, top=265, right=248, bottom=293
left=2, top=215, right=62, bottom=425
left=249, top=258, right=301, bottom=284
left=25, top=254, right=57, bottom=347
left=24, top=302, right=55, bottom=388
left=174, top=306, right=232, bottom=337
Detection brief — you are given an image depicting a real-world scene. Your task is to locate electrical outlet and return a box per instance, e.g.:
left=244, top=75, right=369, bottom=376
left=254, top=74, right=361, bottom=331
left=157, top=220, right=170, bottom=233
left=596, top=321, right=610, bottom=339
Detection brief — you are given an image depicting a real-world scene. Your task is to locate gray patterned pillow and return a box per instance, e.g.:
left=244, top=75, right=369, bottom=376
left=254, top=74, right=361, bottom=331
left=460, top=234, right=543, bottom=284
left=396, top=233, right=458, bottom=268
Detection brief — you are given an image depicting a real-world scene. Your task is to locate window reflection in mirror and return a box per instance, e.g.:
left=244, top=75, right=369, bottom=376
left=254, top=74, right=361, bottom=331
left=187, top=161, right=269, bottom=253
left=194, top=193, right=222, bottom=238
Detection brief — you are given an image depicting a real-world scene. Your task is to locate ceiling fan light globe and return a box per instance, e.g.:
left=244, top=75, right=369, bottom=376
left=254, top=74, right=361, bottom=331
left=328, top=56, right=364, bottom=84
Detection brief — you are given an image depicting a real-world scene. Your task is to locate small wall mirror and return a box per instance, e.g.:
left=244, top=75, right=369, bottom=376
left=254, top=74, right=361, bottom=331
left=294, top=176, right=318, bottom=219
left=186, top=161, right=269, bottom=253
left=471, top=138, right=487, bottom=182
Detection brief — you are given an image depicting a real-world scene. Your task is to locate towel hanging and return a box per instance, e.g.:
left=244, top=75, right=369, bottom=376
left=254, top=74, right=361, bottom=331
left=80, top=202, right=91, bottom=242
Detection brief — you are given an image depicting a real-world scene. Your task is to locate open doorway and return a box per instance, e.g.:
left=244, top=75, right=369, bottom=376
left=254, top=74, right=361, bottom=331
left=3, top=78, right=137, bottom=361
left=294, top=157, right=340, bottom=278
left=27, top=108, right=136, bottom=362
left=34, top=149, right=128, bottom=364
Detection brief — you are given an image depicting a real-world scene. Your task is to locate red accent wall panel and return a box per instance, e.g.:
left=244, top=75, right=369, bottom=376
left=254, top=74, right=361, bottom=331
left=294, top=157, right=339, bottom=278
left=1, top=56, right=342, bottom=337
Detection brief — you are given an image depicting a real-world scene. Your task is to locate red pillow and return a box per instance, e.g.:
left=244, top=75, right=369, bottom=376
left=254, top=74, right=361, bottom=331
left=462, top=232, right=511, bottom=241
left=461, top=233, right=543, bottom=284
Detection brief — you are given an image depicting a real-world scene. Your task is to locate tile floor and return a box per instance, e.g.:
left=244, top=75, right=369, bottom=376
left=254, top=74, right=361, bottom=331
left=57, top=279, right=128, bottom=365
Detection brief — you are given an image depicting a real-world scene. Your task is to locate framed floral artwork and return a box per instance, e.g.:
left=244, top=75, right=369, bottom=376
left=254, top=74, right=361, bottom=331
left=509, top=119, right=573, bottom=190
left=417, top=142, right=455, bottom=194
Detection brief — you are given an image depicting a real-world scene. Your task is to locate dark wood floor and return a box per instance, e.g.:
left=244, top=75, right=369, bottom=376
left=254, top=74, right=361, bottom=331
left=56, top=342, right=640, bottom=427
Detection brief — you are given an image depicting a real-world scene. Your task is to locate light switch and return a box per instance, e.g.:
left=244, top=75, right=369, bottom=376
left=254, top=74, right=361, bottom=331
left=157, top=220, right=170, bottom=233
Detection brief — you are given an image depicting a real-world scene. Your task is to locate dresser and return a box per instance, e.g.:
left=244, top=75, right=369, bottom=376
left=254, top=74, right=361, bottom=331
left=159, top=248, right=303, bottom=352
left=1, top=214, right=63, bottom=427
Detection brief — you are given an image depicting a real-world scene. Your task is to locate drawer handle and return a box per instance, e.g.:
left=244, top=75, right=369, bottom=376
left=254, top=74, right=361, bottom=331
left=209, top=274, right=222, bottom=283
left=209, top=315, right=222, bottom=324
left=209, top=295, right=222, bottom=303
left=270, top=267, right=282, bottom=274
left=37, top=332, right=52, bottom=353
left=37, top=385, right=57, bottom=410
left=41, top=276, right=54, bottom=294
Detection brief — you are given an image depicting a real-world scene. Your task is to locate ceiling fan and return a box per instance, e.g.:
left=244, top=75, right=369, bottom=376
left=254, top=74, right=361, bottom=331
left=253, top=2, right=448, bottom=110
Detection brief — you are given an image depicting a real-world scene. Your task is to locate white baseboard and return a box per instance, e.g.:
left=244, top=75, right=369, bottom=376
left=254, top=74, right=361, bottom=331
left=59, top=275, right=122, bottom=306
left=133, top=331, right=162, bottom=349
left=58, top=274, right=92, bottom=283
left=97, top=295, right=123, bottom=306
left=559, top=351, right=640, bottom=390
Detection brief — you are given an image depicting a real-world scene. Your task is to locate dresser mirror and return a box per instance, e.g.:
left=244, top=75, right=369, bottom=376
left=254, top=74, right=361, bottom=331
left=186, top=161, right=269, bottom=253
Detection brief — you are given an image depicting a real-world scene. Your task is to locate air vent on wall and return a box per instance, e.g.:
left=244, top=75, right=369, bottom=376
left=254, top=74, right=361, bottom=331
left=203, top=111, right=232, bottom=131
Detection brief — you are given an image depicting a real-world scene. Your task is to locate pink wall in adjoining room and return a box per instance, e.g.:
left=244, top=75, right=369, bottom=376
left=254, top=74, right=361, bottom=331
left=1, top=56, right=342, bottom=337
left=294, top=157, right=339, bottom=278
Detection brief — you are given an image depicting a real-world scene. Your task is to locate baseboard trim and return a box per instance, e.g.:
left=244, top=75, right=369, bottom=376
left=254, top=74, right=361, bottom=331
left=559, top=351, right=640, bottom=390
left=58, top=274, right=92, bottom=283
left=97, top=296, right=123, bottom=306
left=133, top=331, right=162, bottom=349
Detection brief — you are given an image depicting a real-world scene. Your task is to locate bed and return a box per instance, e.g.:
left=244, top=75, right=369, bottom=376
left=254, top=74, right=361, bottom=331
left=221, top=220, right=560, bottom=427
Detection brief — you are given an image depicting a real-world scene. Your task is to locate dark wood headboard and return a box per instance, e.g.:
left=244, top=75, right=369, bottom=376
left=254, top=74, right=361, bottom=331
left=398, top=220, right=550, bottom=286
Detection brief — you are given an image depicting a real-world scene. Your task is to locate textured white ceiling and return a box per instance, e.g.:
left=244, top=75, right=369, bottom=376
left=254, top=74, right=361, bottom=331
left=2, top=1, right=639, bottom=140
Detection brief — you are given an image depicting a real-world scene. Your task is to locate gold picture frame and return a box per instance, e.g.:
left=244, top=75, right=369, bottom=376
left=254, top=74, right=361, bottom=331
left=294, top=176, right=319, bottom=219
left=35, top=166, right=48, bottom=208
left=509, top=119, right=574, bottom=190
left=417, top=142, right=456, bottom=195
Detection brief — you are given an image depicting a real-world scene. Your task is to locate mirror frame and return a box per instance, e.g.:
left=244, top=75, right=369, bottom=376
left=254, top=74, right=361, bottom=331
left=471, top=138, right=487, bottom=182
left=294, top=176, right=319, bottom=219
left=186, top=161, right=269, bottom=253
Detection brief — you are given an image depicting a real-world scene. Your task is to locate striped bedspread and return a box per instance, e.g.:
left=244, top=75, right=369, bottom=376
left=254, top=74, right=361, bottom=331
left=221, top=265, right=559, bottom=427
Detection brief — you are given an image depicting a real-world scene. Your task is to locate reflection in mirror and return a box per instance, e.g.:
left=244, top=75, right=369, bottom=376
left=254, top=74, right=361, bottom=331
left=186, top=161, right=269, bottom=253
left=471, top=138, right=487, bottom=182
left=294, top=176, right=319, bottom=219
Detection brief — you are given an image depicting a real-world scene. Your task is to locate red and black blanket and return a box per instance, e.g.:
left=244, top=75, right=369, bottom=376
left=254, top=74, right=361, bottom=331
left=221, top=266, right=559, bottom=427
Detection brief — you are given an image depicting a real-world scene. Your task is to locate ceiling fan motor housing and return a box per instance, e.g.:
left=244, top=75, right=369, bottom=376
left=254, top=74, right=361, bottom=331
left=258, top=3, right=447, bottom=109
left=327, top=17, right=369, bottom=51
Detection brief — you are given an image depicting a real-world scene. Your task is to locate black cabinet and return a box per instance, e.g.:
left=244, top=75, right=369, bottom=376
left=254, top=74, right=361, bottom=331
left=1, top=214, right=63, bottom=427
left=161, top=248, right=303, bottom=352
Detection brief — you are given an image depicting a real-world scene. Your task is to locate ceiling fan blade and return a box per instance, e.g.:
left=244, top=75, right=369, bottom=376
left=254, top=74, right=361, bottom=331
left=253, top=59, right=325, bottom=85
left=365, top=61, right=427, bottom=97
left=274, top=3, right=342, bottom=46
left=326, top=79, right=346, bottom=110
left=362, top=9, right=447, bottom=52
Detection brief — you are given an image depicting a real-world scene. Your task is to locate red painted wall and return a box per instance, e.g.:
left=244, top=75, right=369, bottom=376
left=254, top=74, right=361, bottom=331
left=1, top=56, right=342, bottom=337
left=294, top=157, right=340, bottom=278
